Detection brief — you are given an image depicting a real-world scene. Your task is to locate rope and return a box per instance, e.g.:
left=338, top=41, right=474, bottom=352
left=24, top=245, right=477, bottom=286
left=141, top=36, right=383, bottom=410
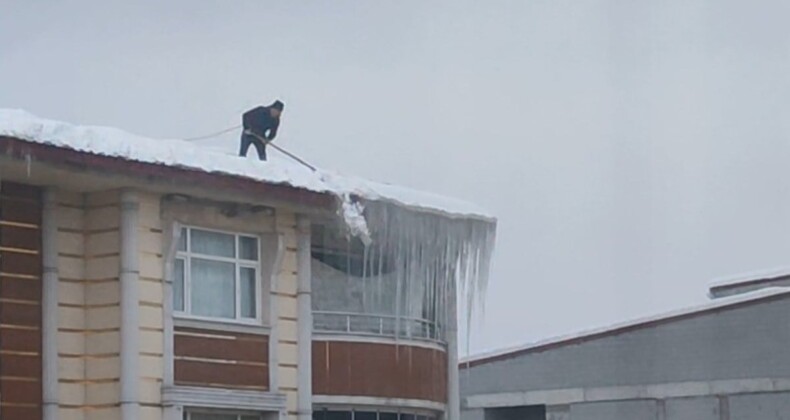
left=182, top=124, right=242, bottom=141
left=180, top=123, right=318, bottom=172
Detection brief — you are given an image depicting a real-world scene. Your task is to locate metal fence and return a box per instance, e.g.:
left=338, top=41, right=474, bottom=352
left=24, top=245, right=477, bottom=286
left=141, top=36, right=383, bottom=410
left=313, top=311, right=443, bottom=342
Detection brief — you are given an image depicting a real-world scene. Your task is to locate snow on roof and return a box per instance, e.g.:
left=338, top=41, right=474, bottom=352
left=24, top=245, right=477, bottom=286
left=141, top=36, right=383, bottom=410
left=460, top=286, right=790, bottom=366
left=707, top=265, right=790, bottom=291
left=0, top=109, right=495, bottom=223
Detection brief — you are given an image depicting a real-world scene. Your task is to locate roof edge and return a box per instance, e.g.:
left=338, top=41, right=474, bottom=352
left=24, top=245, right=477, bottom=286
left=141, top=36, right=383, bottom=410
left=461, top=287, right=790, bottom=368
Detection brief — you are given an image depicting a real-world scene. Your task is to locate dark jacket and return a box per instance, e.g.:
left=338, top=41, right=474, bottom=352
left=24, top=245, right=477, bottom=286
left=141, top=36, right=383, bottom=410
left=243, top=106, right=280, bottom=140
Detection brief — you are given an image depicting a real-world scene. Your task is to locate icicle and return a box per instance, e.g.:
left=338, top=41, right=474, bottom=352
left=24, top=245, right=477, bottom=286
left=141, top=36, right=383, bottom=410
left=362, top=200, right=496, bottom=345
left=319, top=196, right=495, bottom=351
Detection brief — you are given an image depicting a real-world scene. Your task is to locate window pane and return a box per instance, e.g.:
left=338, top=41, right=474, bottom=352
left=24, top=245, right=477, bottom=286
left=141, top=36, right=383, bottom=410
left=239, top=236, right=258, bottom=260
left=325, top=411, right=352, bottom=420
left=400, top=415, right=415, bottom=420
left=354, top=412, right=377, bottom=420
left=174, top=258, right=185, bottom=311
left=191, top=229, right=235, bottom=257
left=240, top=267, right=256, bottom=318
left=379, top=413, right=397, bottom=420
left=178, top=228, right=187, bottom=251
left=191, top=258, right=235, bottom=318
left=190, top=413, right=237, bottom=420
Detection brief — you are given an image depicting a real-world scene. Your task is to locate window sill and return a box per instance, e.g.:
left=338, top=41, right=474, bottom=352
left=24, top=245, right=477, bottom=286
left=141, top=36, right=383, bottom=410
left=163, top=385, right=285, bottom=411
left=173, top=316, right=271, bottom=336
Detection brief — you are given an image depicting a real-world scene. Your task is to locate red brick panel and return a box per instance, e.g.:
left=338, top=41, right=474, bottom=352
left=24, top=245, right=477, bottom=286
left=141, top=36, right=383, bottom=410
left=0, top=252, right=41, bottom=277
left=174, top=359, right=269, bottom=388
left=312, top=341, right=448, bottom=403
left=0, top=328, right=42, bottom=353
left=1, top=354, right=41, bottom=378
left=0, top=182, right=43, bottom=420
left=0, top=276, right=40, bottom=301
left=0, top=379, right=42, bottom=404
left=1, top=225, right=41, bottom=250
left=173, top=327, right=269, bottom=390
left=0, top=198, right=41, bottom=226
left=175, top=328, right=269, bottom=363
left=0, top=301, right=42, bottom=327
left=0, top=405, right=42, bottom=420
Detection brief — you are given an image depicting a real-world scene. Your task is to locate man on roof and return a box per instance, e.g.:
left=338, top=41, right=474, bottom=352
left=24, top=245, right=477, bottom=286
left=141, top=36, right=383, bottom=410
left=239, top=100, right=284, bottom=161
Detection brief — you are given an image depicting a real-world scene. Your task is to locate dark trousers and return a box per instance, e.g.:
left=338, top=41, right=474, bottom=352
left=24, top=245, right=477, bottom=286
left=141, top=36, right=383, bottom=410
left=239, top=132, right=267, bottom=160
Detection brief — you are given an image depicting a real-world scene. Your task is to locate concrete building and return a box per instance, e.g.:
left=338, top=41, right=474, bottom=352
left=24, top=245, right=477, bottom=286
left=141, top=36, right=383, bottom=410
left=460, top=272, right=790, bottom=420
left=0, top=110, right=496, bottom=420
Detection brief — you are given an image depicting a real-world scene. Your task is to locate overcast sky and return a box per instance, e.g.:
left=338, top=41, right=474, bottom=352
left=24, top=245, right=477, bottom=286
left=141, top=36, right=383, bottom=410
left=3, top=1, right=790, bottom=355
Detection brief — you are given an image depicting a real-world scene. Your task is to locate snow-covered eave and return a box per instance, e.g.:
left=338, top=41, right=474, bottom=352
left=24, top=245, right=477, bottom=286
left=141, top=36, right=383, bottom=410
left=0, top=109, right=496, bottom=224
left=707, top=265, right=790, bottom=292
left=460, top=286, right=790, bottom=368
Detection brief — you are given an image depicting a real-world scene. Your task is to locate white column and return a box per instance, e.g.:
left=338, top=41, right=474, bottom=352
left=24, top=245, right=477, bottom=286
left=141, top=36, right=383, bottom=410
left=264, top=232, right=285, bottom=391
left=296, top=216, right=313, bottom=420
left=120, top=190, right=140, bottom=420
left=41, top=188, right=59, bottom=420
left=163, top=222, right=182, bottom=420
left=446, top=279, right=460, bottom=420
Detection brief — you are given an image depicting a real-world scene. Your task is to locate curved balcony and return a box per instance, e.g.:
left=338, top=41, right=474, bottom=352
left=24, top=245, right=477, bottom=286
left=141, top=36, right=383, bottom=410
left=310, top=223, right=449, bottom=409
left=310, top=223, right=447, bottom=345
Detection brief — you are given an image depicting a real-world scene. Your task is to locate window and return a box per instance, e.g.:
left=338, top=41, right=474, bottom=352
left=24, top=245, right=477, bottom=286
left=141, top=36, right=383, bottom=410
left=312, top=409, right=436, bottom=420
left=184, top=410, right=261, bottom=420
left=174, top=227, right=261, bottom=322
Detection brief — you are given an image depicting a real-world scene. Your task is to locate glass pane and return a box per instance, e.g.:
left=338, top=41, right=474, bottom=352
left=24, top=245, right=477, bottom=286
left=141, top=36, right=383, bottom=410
left=379, top=413, right=397, bottom=420
left=313, top=411, right=326, bottom=420
left=191, top=229, right=235, bottom=257
left=178, top=228, right=187, bottom=251
left=355, top=412, right=377, bottom=420
left=174, top=258, right=185, bottom=311
left=190, top=258, right=235, bottom=318
left=190, top=413, right=237, bottom=420
left=240, top=267, right=256, bottom=318
left=325, top=412, right=352, bottom=420
left=400, top=415, right=415, bottom=420
left=239, top=236, right=258, bottom=260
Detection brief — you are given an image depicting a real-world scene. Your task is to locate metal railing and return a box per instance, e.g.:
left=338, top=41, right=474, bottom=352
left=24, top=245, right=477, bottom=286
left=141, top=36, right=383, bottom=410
left=313, top=310, right=443, bottom=342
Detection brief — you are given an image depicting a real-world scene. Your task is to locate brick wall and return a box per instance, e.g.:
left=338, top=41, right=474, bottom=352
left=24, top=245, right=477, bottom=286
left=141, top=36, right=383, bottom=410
left=0, top=182, right=43, bottom=420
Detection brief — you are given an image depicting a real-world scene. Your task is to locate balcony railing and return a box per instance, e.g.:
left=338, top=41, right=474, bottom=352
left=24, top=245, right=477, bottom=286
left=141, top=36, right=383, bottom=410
left=313, top=310, right=443, bottom=342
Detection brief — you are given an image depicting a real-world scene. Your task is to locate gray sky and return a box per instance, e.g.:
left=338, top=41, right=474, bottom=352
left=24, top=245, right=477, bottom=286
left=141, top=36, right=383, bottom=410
left=3, top=1, right=790, bottom=355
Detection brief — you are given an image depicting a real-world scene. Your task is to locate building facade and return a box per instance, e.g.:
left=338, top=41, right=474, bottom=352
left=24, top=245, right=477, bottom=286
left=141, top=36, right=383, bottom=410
left=460, top=276, right=790, bottom=420
left=0, top=111, right=495, bottom=420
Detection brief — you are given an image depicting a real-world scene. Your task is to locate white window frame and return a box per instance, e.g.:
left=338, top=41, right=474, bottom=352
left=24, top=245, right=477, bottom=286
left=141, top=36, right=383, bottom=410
left=183, top=409, right=263, bottom=420
left=174, top=225, right=262, bottom=325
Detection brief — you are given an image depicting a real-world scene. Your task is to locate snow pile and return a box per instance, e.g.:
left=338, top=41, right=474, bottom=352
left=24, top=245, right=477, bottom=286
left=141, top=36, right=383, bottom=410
left=0, top=109, right=495, bottom=222
left=336, top=193, right=371, bottom=245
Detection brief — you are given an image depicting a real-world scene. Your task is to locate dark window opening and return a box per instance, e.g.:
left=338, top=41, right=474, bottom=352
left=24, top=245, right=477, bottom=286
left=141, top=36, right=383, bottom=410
left=484, top=406, right=546, bottom=420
